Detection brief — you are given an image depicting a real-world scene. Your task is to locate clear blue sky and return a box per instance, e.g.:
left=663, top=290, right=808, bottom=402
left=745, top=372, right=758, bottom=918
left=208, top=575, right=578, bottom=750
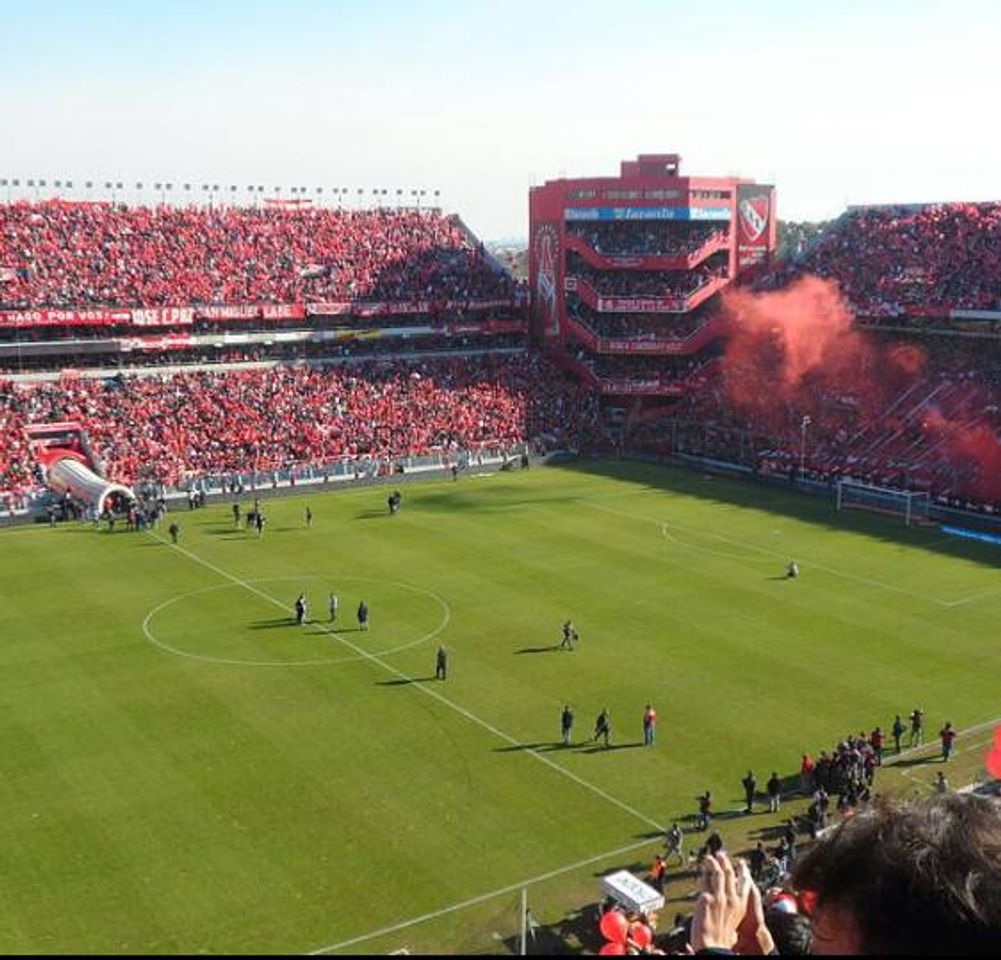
left=1, top=0, right=998, bottom=240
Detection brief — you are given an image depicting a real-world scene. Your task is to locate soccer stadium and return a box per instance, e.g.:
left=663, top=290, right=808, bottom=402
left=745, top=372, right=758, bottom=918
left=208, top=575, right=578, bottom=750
left=4, top=3, right=1001, bottom=955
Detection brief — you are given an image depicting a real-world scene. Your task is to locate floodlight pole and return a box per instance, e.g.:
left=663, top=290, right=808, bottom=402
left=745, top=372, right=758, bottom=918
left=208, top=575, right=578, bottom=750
left=799, top=415, right=812, bottom=480
left=520, top=888, right=528, bottom=956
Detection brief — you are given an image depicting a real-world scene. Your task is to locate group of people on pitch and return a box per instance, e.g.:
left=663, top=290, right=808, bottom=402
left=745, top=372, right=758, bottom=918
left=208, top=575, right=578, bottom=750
left=293, top=592, right=367, bottom=630
left=558, top=703, right=657, bottom=749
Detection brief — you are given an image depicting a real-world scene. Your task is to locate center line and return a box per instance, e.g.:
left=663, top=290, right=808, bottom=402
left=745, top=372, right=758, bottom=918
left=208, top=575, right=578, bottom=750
left=147, top=531, right=665, bottom=834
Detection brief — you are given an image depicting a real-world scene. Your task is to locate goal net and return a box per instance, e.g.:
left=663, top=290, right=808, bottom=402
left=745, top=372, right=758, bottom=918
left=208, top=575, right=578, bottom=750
left=835, top=480, right=931, bottom=526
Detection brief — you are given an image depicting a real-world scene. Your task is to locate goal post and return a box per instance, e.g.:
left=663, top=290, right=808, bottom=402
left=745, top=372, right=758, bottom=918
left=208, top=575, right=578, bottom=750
left=835, top=480, right=931, bottom=526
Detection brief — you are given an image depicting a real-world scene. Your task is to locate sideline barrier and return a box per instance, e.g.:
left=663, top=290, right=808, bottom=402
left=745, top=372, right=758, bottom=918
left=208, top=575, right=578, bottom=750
left=940, top=525, right=1001, bottom=548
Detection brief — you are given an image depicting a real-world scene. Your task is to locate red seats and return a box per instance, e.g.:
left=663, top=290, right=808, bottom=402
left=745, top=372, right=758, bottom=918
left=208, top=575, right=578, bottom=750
left=0, top=355, right=598, bottom=491
left=776, top=203, right=1001, bottom=315
left=0, top=203, right=512, bottom=309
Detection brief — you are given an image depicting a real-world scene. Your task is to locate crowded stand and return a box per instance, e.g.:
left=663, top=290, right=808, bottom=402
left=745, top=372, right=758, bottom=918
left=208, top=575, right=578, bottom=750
left=0, top=203, right=513, bottom=308
left=0, top=353, right=598, bottom=494
left=570, top=346, right=709, bottom=383
left=567, top=298, right=704, bottom=341
left=567, top=252, right=728, bottom=297
left=611, top=202, right=1001, bottom=510
left=0, top=330, right=527, bottom=376
left=633, top=329, right=1001, bottom=508
left=567, top=221, right=723, bottom=258
left=767, top=202, right=1001, bottom=315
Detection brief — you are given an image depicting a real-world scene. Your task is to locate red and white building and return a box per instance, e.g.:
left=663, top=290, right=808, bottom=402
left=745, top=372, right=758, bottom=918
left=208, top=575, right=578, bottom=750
left=529, top=153, right=775, bottom=403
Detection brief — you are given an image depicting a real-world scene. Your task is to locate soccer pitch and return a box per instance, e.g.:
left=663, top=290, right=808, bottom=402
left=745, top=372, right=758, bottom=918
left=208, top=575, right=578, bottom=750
left=2, top=459, right=1001, bottom=954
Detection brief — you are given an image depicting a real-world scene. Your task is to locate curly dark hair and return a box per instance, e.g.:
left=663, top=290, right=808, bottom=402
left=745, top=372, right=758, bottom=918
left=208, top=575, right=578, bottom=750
left=792, top=791, right=1001, bottom=954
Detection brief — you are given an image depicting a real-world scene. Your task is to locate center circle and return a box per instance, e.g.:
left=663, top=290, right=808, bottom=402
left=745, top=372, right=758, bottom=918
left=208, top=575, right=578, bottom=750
left=142, top=575, right=450, bottom=667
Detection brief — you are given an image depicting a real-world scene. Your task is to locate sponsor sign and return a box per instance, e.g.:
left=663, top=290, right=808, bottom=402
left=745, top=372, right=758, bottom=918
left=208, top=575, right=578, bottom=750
left=597, top=296, right=686, bottom=313
left=565, top=206, right=731, bottom=222
left=0, top=298, right=508, bottom=328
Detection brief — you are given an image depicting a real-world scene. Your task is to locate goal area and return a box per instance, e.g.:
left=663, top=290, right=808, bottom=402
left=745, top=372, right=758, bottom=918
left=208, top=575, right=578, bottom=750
left=834, top=480, right=931, bottom=526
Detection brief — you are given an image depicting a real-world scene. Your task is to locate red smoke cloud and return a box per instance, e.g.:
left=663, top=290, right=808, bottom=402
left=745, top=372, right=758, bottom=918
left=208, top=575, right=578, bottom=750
left=719, top=275, right=924, bottom=432
left=923, top=408, right=1001, bottom=502
left=717, top=274, right=1001, bottom=501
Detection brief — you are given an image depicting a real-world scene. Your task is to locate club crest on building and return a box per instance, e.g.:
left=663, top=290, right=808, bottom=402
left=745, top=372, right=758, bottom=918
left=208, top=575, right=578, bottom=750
left=533, top=224, right=560, bottom=336
left=739, top=194, right=769, bottom=242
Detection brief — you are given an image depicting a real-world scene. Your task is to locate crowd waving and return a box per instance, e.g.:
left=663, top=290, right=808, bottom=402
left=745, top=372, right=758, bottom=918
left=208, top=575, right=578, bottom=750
left=0, top=353, right=598, bottom=493
left=0, top=202, right=514, bottom=308
left=568, top=252, right=728, bottom=299
left=768, top=202, right=1001, bottom=315
left=568, top=222, right=724, bottom=258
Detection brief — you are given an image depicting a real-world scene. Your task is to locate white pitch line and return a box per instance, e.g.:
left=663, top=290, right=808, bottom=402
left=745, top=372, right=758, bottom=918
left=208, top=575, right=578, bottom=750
left=146, top=532, right=665, bottom=836
left=661, top=520, right=773, bottom=566
left=582, top=500, right=954, bottom=607
left=881, top=715, right=1001, bottom=769
left=141, top=576, right=450, bottom=667
left=148, top=529, right=1001, bottom=955
left=307, top=835, right=656, bottom=955
left=309, top=705, right=1000, bottom=953
left=943, top=586, right=1001, bottom=608
left=889, top=735, right=996, bottom=793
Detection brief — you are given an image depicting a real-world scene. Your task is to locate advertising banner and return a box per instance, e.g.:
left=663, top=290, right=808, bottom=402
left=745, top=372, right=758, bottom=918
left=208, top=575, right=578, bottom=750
left=565, top=206, right=731, bottom=222
left=600, top=379, right=686, bottom=396
left=604, top=338, right=689, bottom=355
left=0, top=307, right=134, bottom=328
left=306, top=298, right=514, bottom=318
left=0, top=297, right=511, bottom=328
left=597, top=296, right=686, bottom=313
left=119, top=334, right=193, bottom=352
left=128, top=307, right=195, bottom=327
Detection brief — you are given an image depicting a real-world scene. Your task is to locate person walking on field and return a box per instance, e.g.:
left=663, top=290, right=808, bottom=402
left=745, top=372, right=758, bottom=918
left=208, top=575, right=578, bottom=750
left=650, top=854, right=667, bottom=893
left=742, top=770, right=757, bottom=814
left=593, top=708, right=611, bottom=748
left=643, top=704, right=657, bottom=746
left=910, top=707, right=925, bottom=747
left=435, top=645, right=448, bottom=680
left=328, top=592, right=339, bottom=623
left=294, top=593, right=308, bottom=626
left=767, top=771, right=782, bottom=813
left=665, top=822, right=684, bottom=865
left=357, top=600, right=369, bottom=631
left=940, top=721, right=957, bottom=762
left=697, top=791, right=713, bottom=831
left=561, top=704, right=574, bottom=746
left=892, top=713, right=906, bottom=754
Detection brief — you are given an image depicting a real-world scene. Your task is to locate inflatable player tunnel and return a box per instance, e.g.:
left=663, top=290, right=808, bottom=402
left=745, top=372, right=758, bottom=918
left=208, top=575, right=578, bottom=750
left=24, top=421, right=135, bottom=514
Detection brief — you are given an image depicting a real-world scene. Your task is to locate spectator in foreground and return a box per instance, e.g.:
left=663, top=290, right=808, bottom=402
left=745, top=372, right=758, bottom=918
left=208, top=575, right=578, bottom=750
left=686, top=793, right=1001, bottom=955
left=792, top=792, right=1001, bottom=954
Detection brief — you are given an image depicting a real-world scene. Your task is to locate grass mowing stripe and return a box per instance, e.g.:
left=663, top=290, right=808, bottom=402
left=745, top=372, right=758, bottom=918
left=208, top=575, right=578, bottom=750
left=306, top=835, right=656, bottom=955
left=579, top=498, right=955, bottom=607
left=147, top=531, right=665, bottom=835
left=315, top=718, right=1001, bottom=954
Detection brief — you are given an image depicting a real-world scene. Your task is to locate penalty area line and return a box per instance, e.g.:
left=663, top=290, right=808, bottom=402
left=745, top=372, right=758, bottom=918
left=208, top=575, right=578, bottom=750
left=582, top=499, right=954, bottom=608
left=306, top=834, right=656, bottom=955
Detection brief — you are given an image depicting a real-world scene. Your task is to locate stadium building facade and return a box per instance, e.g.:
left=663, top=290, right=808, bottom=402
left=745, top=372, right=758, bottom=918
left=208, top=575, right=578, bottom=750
left=529, top=154, right=775, bottom=409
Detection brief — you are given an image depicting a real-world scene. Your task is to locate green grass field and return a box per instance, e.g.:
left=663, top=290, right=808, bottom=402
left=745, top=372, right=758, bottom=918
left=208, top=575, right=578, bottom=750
left=2, top=459, right=1001, bottom=954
